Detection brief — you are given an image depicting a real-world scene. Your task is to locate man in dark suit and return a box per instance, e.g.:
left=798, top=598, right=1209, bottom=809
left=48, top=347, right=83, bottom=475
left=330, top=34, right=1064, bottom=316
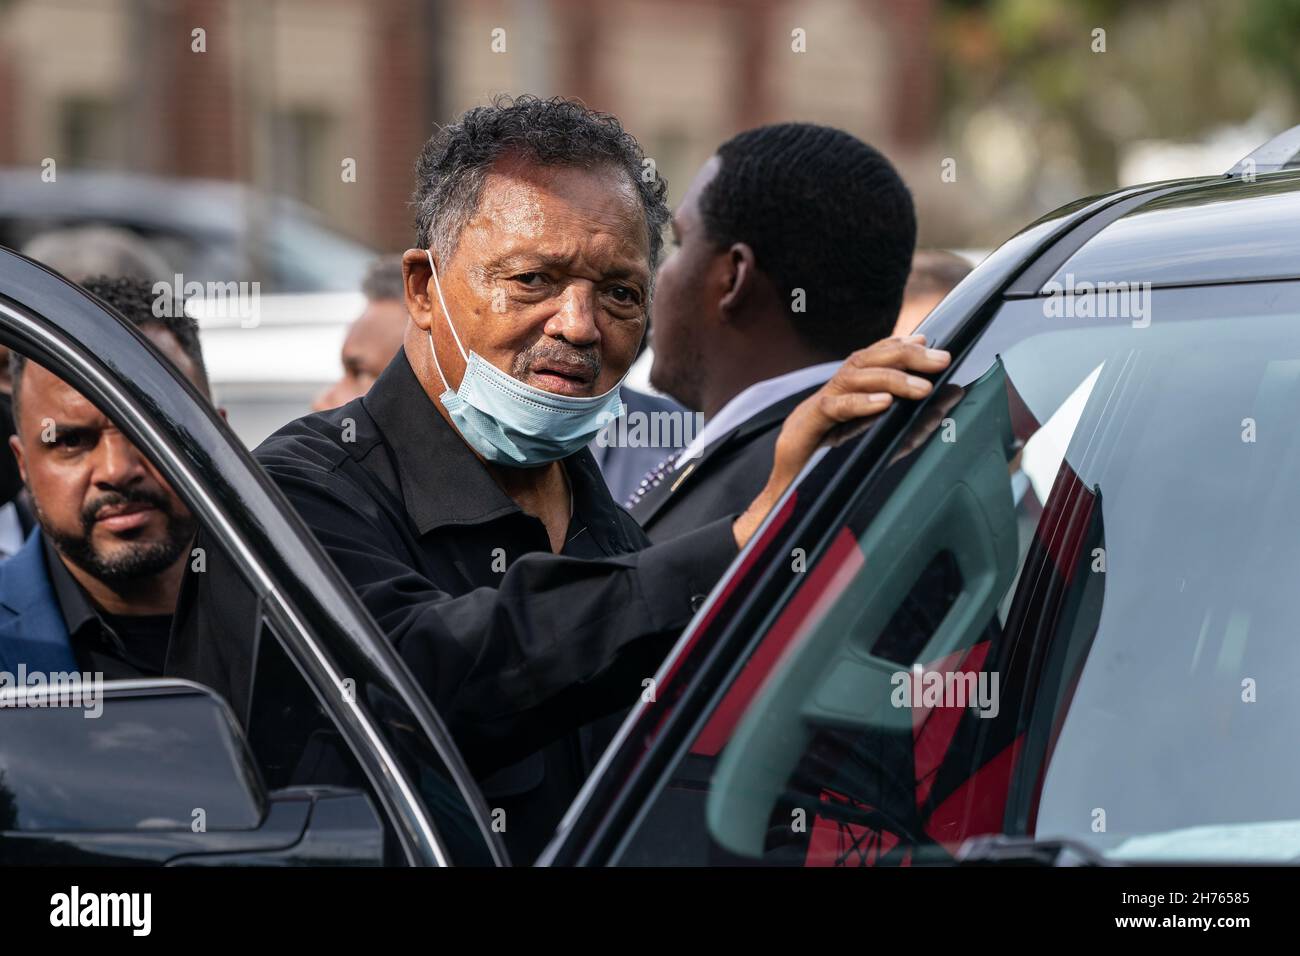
left=0, top=276, right=213, bottom=678
left=629, top=123, right=924, bottom=540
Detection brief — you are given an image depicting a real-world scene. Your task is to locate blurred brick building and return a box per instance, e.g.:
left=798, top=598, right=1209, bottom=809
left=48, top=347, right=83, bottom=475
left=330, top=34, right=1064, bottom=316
left=0, top=0, right=939, bottom=251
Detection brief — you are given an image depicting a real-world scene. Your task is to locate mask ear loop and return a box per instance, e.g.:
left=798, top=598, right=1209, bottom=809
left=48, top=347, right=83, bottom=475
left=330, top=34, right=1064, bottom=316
left=425, top=249, right=469, bottom=392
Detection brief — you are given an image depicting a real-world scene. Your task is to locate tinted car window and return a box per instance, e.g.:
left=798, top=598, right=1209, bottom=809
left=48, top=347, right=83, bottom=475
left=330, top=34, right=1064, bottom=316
left=613, top=280, right=1300, bottom=865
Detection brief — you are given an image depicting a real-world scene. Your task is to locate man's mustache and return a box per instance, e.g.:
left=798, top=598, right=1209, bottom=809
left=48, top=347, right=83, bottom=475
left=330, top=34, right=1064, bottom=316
left=513, top=341, right=601, bottom=381
left=81, top=487, right=173, bottom=532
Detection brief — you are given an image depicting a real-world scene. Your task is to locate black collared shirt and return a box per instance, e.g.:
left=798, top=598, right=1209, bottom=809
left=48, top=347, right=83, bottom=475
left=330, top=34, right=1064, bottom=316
left=42, top=536, right=171, bottom=679
left=173, top=349, right=739, bottom=861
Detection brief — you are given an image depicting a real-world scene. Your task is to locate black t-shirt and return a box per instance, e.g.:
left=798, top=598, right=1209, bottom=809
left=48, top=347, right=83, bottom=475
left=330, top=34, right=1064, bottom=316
left=42, top=536, right=171, bottom=679
left=93, top=611, right=172, bottom=678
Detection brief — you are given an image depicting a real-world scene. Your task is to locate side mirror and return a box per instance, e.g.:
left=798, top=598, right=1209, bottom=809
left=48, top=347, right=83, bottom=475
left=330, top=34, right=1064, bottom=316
left=0, top=679, right=384, bottom=865
left=0, top=678, right=264, bottom=833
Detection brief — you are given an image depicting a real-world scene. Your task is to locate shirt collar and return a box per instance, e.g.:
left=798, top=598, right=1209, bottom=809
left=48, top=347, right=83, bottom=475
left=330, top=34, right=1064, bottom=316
left=41, top=533, right=103, bottom=639
left=675, top=361, right=841, bottom=468
left=363, top=348, right=636, bottom=550
left=364, top=349, right=518, bottom=534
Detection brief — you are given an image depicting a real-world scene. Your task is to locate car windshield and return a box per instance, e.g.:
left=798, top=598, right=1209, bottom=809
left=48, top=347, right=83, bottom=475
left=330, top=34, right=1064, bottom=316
left=653, top=279, right=1300, bottom=866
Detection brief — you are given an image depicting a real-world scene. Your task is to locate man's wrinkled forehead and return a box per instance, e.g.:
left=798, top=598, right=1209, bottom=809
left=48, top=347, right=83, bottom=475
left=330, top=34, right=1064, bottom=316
left=458, top=159, right=651, bottom=276
left=17, top=362, right=106, bottom=430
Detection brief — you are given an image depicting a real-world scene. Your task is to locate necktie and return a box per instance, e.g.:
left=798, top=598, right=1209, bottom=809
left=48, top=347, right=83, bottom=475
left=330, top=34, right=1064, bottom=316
left=624, top=450, right=683, bottom=509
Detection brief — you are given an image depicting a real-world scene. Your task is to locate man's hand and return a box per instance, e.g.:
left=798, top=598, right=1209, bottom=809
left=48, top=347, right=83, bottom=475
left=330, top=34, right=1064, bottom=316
left=732, top=335, right=952, bottom=548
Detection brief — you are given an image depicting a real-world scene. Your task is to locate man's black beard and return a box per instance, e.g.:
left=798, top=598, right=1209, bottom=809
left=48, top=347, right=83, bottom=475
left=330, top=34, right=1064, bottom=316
left=38, top=487, right=197, bottom=587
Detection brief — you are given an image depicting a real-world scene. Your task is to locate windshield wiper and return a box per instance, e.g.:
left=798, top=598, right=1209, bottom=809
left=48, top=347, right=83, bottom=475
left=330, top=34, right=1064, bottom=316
left=956, top=834, right=1110, bottom=867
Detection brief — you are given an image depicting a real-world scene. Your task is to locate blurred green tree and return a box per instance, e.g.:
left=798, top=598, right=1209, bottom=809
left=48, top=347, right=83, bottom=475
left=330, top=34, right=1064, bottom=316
left=932, top=0, right=1298, bottom=244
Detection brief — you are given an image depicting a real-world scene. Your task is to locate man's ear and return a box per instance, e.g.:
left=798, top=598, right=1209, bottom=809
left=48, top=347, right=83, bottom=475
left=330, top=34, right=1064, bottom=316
left=8, top=433, right=27, bottom=487
left=402, top=248, right=436, bottom=332
left=718, top=242, right=758, bottom=319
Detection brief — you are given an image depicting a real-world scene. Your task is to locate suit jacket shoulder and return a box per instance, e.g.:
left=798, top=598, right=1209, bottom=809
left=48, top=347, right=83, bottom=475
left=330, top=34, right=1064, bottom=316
left=0, top=529, right=78, bottom=674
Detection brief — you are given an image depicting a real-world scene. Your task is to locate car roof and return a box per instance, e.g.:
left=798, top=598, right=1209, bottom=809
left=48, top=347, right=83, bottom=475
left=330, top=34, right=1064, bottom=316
left=1036, top=169, right=1300, bottom=292
left=0, top=168, right=325, bottom=237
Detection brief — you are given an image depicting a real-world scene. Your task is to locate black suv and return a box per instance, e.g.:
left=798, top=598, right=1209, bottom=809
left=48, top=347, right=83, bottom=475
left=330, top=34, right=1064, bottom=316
left=4, top=127, right=1300, bottom=866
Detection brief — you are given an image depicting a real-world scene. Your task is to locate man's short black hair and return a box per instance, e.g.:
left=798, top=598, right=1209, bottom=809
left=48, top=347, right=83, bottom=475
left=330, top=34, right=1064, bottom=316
left=10, top=275, right=211, bottom=421
left=412, top=94, right=670, bottom=274
left=698, top=122, right=916, bottom=356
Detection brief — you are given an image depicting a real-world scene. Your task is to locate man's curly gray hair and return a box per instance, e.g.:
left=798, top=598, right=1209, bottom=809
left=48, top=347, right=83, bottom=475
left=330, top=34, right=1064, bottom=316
left=412, top=94, right=670, bottom=276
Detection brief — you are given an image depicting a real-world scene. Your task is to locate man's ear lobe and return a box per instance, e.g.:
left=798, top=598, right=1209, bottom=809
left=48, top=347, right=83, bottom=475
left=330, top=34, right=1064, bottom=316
left=718, top=242, right=758, bottom=317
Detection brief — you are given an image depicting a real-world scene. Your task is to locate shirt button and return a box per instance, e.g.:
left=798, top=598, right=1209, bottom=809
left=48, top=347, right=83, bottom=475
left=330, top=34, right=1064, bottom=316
left=689, top=593, right=706, bottom=613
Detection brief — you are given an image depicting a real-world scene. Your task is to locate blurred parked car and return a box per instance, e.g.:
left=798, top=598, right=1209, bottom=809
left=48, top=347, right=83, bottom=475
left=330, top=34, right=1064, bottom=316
left=3, top=127, right=1300, bottom=865
left=0, top=169, right=375, bottom=445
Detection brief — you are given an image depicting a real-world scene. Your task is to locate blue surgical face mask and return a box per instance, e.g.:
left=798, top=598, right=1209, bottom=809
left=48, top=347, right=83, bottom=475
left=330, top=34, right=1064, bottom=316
left=424, top=249, right=626, bottom=467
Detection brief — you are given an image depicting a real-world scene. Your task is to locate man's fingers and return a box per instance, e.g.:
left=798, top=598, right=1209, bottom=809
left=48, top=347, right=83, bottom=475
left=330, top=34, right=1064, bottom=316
left=848, top=339, right=951, bottom=374
left=831, top=366, right=935, bottom=402
left=871, top=332, right=927, bottom=349
left=760, top=337, right=953, bottom=508
left=817, top=390, right=895, bottom=422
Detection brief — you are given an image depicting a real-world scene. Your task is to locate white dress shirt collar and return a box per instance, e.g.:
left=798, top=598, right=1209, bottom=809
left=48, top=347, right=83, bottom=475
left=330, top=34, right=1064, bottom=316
left=675, top=361, right=841, bottom=469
